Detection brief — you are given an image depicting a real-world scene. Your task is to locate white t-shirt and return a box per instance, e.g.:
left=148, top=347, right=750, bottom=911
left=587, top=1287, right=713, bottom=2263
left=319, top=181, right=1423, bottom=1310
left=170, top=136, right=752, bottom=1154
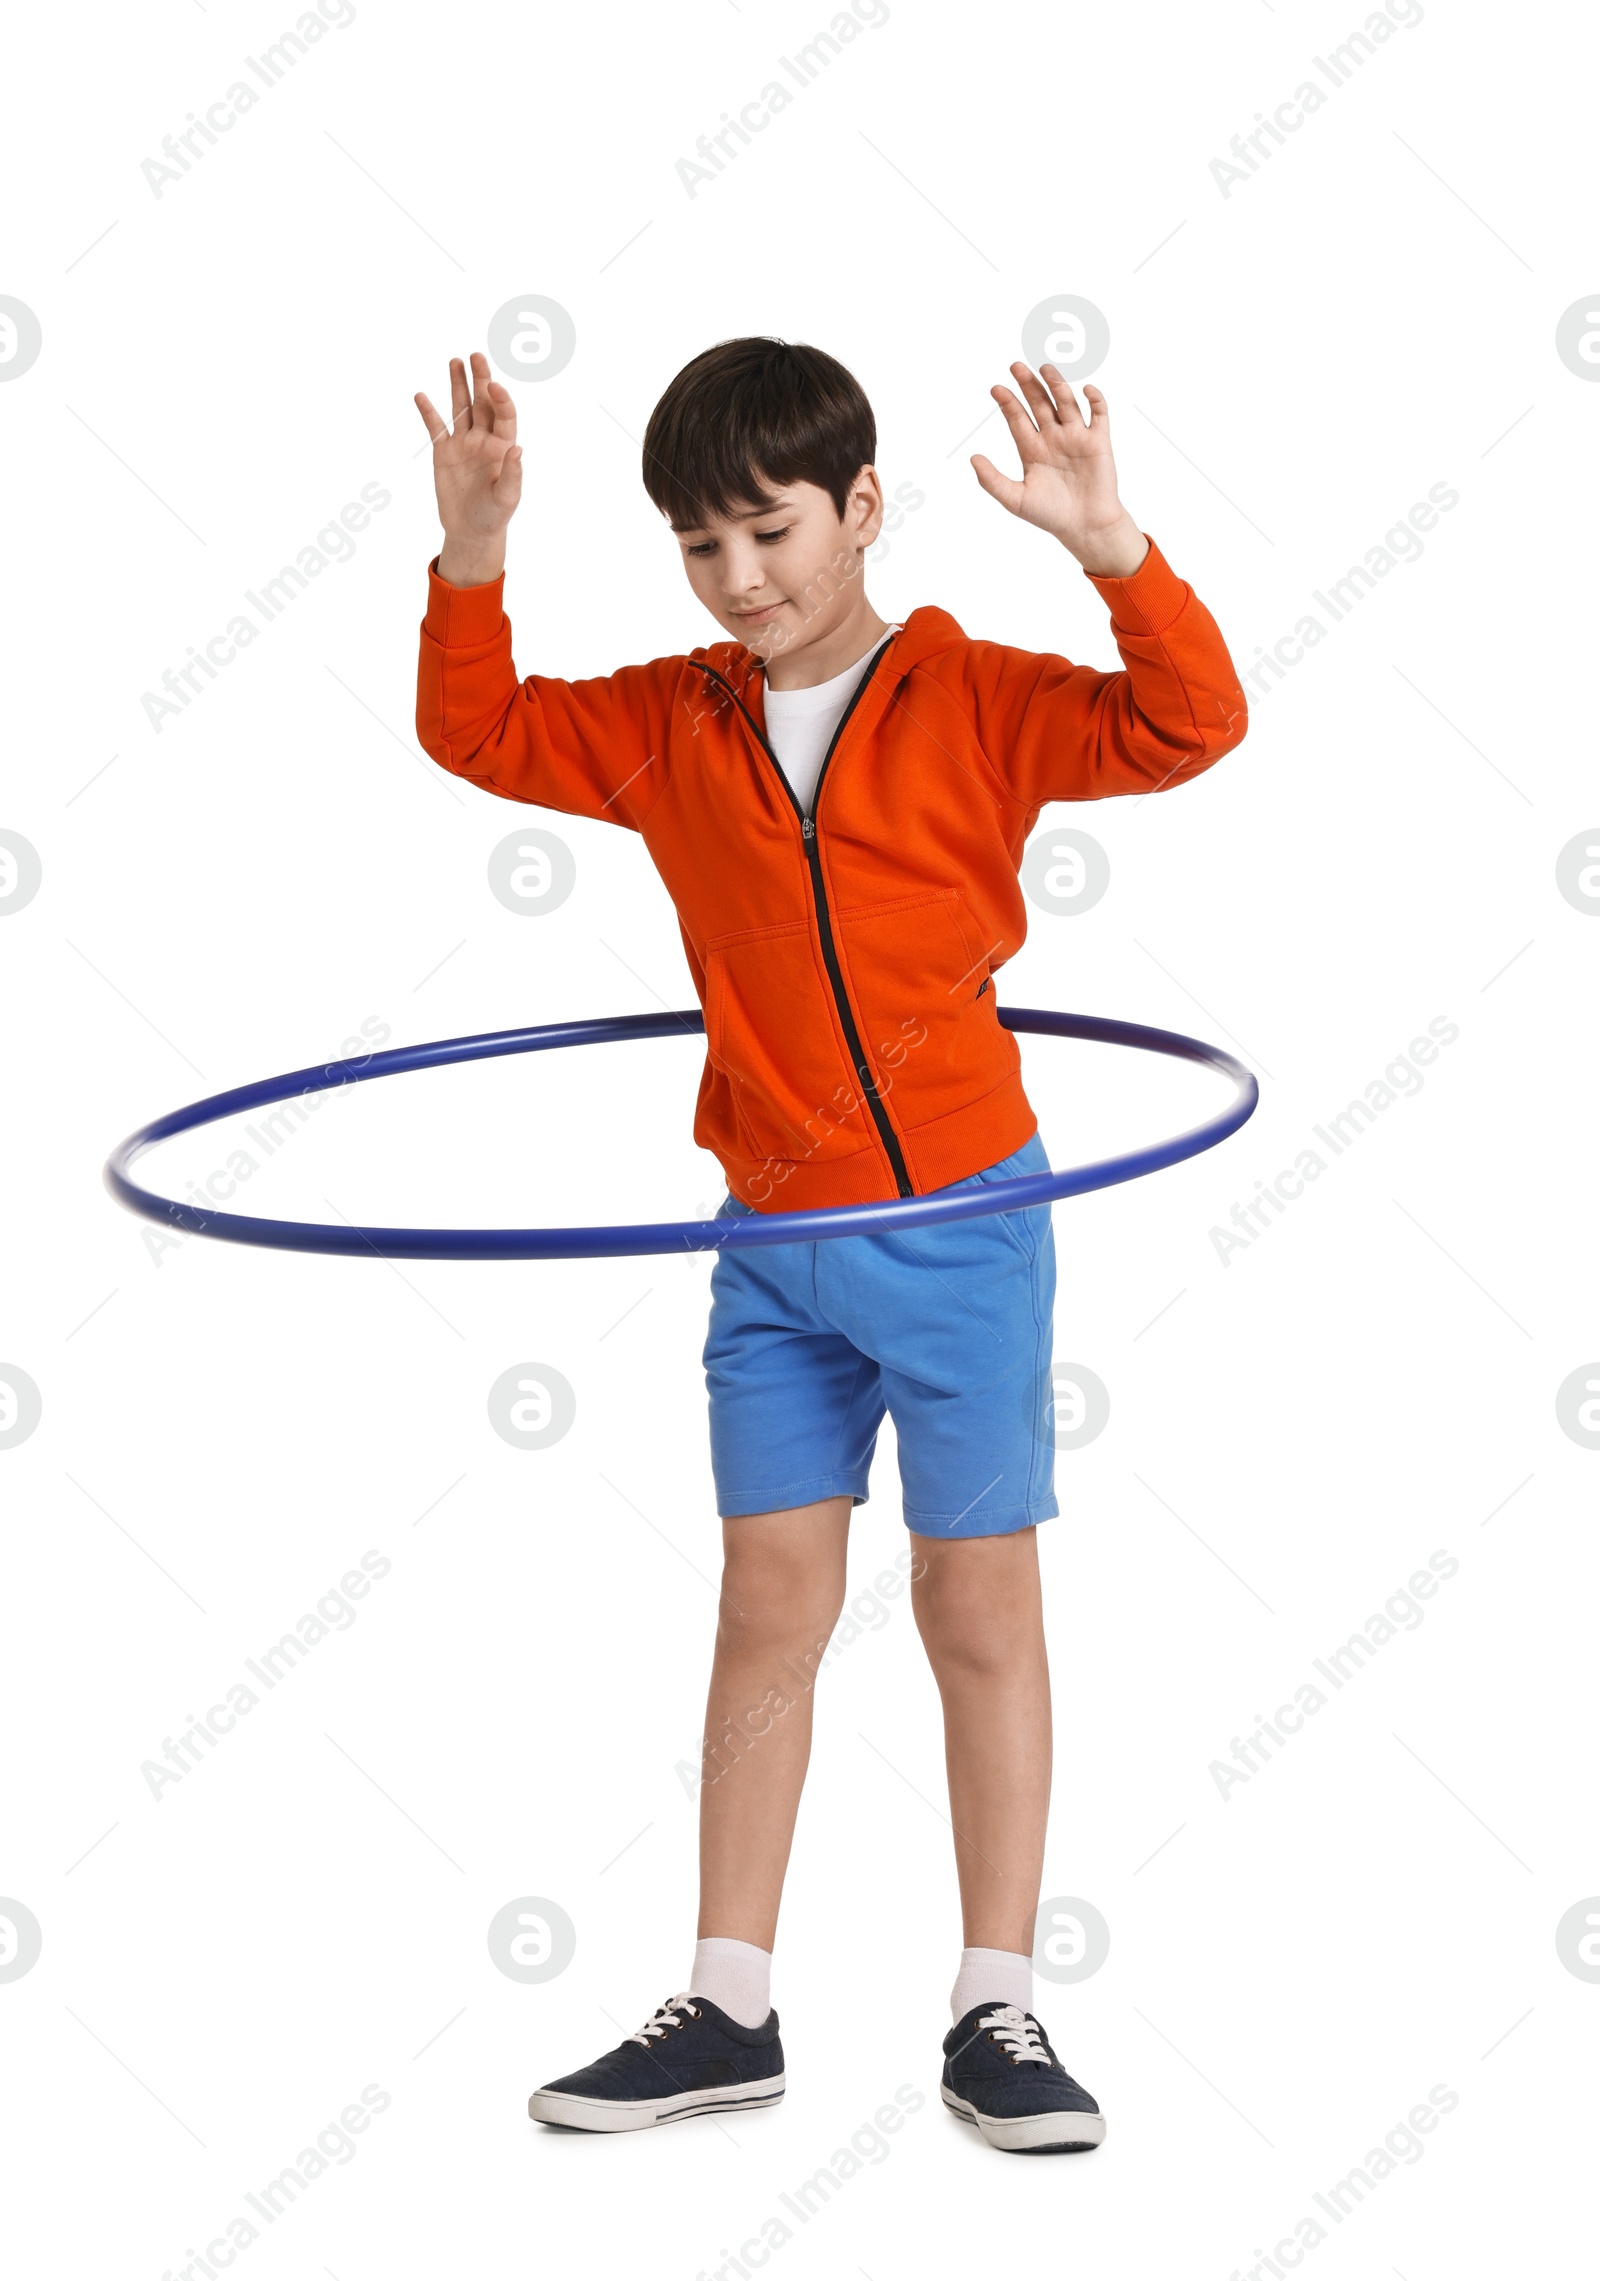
left=761, top=626, right=901, bottom=817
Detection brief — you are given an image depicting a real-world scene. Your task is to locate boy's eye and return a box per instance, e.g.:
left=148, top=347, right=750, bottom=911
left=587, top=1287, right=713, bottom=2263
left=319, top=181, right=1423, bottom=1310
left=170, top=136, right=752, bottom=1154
left=685, top=524, right=790, bottom=558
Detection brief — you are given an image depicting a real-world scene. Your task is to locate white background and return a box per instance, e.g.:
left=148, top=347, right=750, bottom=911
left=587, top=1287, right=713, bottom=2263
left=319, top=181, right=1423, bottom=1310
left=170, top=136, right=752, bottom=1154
left=2, top=0, right=1596, bottom=2273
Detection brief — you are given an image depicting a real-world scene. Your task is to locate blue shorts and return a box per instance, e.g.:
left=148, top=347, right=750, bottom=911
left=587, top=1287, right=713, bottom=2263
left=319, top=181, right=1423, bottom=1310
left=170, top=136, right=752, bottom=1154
left=703, top=1133, right=1057, bottom=1539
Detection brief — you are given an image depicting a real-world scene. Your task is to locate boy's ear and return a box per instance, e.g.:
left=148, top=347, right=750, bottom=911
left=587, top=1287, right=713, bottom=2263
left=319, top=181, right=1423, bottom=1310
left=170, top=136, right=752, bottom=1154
left=849, top=465, right=886, bottom=548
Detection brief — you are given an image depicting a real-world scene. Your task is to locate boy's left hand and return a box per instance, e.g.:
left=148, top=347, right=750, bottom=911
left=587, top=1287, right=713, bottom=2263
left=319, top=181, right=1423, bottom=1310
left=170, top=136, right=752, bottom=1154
left=971, top=362, right=1149, bottom=579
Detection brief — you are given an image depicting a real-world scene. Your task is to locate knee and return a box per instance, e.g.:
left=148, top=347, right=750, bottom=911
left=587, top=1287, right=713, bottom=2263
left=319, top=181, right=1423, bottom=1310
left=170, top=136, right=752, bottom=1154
left=913, top=1539, right=1042, bottom=1677
left=717, top=1546, right=843, bottom=1656
left=916, top=1606, right=1020, bottom=1682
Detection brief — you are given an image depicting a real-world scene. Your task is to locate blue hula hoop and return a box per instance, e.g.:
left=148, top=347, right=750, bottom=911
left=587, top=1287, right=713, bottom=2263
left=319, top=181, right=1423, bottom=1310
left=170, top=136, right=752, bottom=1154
left=102, top=1006, right=1257, bottom=1262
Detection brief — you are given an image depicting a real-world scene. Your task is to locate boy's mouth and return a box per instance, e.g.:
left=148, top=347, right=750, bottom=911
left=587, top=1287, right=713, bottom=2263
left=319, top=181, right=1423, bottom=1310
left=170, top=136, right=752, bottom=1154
left=731, top=601, right=785, bottom=625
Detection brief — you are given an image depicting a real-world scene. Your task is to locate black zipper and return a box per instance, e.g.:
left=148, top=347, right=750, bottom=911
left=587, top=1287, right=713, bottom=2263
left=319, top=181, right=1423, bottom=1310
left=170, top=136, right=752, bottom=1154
left=690, top=639, right=914, bottom=1197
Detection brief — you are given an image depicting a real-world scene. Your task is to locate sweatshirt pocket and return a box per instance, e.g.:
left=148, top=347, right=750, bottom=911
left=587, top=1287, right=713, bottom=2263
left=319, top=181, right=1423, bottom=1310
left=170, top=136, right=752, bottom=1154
left=704, top=919, right=872, bottom=1166
left=833, top=888, right=1019, bottom=1132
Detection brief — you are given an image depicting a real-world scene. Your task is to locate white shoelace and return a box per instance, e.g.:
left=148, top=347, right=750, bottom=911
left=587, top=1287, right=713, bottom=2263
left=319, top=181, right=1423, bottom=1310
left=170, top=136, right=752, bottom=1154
left=626, top=1993, right=701, bottom=2046
left=977, top=2004, right=1052, bottom=2065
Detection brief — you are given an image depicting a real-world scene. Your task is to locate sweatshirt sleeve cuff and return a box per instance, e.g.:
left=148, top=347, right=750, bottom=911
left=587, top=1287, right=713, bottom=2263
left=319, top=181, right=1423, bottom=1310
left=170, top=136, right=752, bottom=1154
left=424, top=555, right=508, bottom=646
left=1083, top=535, right=1189, bottom=638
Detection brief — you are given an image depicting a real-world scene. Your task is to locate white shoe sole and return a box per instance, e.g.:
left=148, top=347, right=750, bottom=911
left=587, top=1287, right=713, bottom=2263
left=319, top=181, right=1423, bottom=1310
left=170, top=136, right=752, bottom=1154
left=941, top=2084, right=1106, bottom=2152
left=529, top=2074, right=785, bottom=2133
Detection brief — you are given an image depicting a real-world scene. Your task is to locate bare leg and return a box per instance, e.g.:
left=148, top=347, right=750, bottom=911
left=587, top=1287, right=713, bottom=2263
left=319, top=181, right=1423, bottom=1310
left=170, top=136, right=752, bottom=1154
left=696, top=1496, right=852, bottom=1950
left=910, top=1527, right=1051, bottom=1954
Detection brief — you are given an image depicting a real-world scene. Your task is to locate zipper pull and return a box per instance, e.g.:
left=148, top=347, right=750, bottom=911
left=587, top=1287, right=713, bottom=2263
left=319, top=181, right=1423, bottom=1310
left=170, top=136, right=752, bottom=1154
left=801, top=815, right=815, bottom=839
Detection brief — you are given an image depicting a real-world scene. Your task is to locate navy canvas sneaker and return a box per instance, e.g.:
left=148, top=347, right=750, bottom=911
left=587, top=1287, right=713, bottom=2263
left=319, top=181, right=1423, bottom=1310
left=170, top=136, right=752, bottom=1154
left=528, top=1994, right=785, bottom=2133
left=942, top=2002, right=1106, bottom=2153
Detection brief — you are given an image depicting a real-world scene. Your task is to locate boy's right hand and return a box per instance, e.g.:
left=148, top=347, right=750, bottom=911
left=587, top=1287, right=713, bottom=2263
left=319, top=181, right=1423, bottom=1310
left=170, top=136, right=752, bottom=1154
left=415, top=350, right=522, bottom=587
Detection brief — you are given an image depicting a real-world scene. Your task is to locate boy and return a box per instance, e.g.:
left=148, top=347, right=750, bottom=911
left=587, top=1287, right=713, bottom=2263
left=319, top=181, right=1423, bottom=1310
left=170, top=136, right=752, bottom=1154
left=414, top=338, right=1247, bottom=2152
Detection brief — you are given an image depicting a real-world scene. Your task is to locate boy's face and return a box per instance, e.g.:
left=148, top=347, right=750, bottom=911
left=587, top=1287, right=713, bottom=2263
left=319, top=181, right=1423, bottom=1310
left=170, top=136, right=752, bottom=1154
left=672, top=470, right=884, bottom=662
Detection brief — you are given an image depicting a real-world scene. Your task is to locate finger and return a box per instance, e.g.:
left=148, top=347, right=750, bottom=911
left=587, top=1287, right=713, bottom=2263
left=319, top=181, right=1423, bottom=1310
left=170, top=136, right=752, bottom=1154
left=468, top=349, right=496, bottom=429
left=1080, top=381, right=1111, bottom=431
left=1009, top=361, right=1064, bottom=430
left=990, top=383, right=1048, bottom=466
left=484, top=376, right=518, bottom=445
left=414, top=391, right=451, bottom=445
left=448, top=357, right=470, bottom=430
left=1039, top=364, right=1092, bottom=428
left=970, top=452, right=1026, bottom=516
left=491, top=444, right=524, bottom=512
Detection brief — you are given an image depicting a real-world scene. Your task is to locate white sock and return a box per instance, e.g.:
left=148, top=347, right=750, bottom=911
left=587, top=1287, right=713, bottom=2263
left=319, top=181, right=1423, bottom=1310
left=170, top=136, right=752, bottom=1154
left=951, top=1945, right=1033, bottom=2023
left=689, top=1936, right=772, bottom=2029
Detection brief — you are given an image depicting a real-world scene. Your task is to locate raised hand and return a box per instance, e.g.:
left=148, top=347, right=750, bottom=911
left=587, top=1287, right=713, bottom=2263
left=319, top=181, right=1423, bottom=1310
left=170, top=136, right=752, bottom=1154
left=414, top=351, right=523, bottom=586
left=970, top=362, right=1148, bottom=578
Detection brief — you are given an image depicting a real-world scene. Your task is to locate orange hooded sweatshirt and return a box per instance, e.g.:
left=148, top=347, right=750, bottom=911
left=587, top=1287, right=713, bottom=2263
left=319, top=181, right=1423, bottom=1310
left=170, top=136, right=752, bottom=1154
left=415, top=537, right=1247, bottom=1212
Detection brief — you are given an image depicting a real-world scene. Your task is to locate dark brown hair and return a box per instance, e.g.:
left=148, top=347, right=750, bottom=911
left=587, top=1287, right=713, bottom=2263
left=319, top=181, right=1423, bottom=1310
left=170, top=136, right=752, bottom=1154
left=641, top=336, right=876, bottom=531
